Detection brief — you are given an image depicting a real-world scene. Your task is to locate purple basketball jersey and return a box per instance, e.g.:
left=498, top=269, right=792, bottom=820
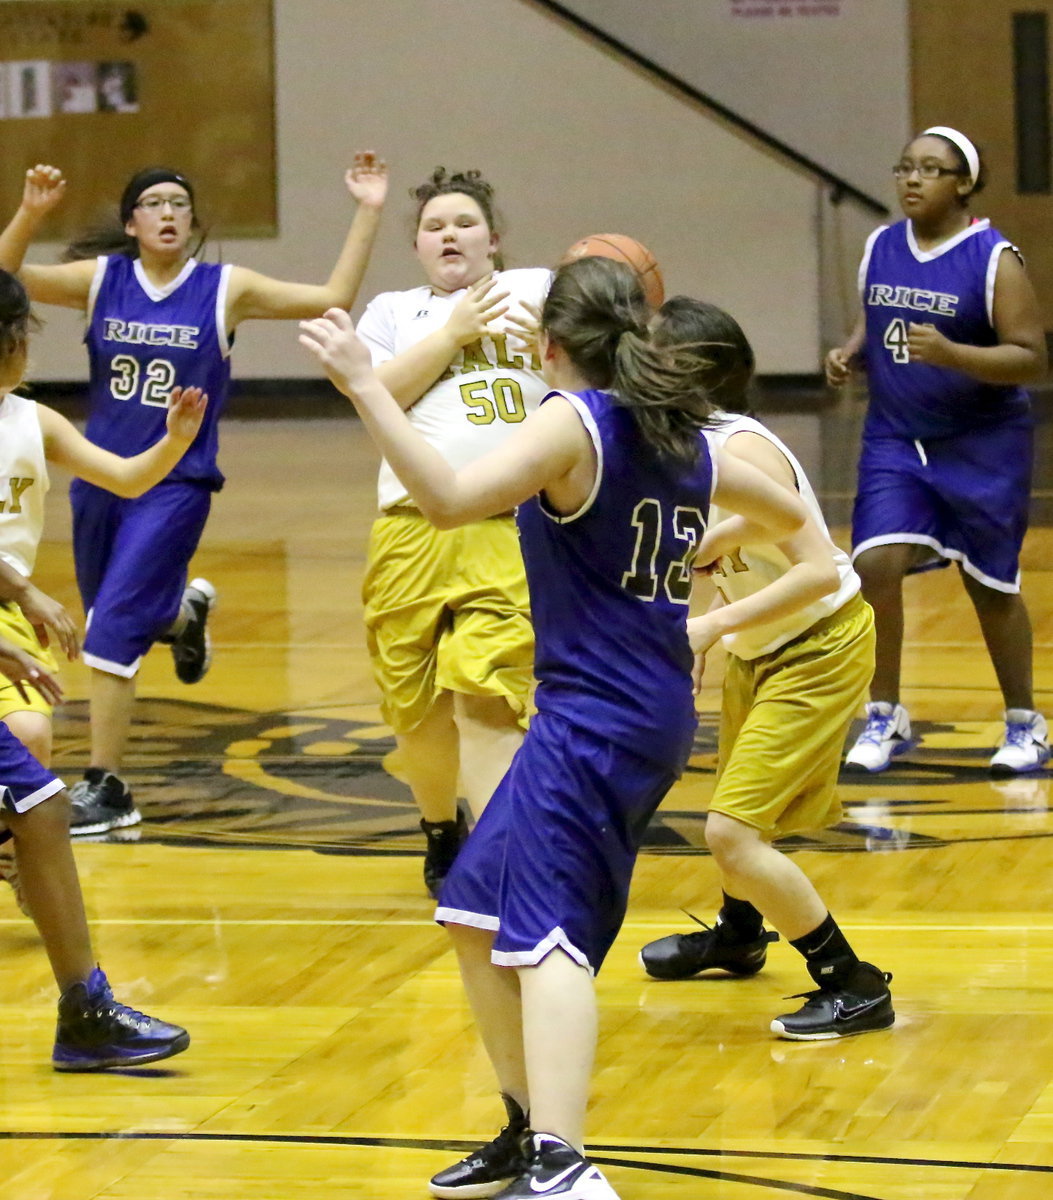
left=860, top=219, right=1030, bottom=440
left=85, top=255, right=232, bottom=488
left=516, top=389, right=713, bottom=771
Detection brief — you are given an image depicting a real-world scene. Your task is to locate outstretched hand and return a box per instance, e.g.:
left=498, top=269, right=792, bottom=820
left=345, top=151, right=389, bottom=210
left=21, top=164, right=66, bottom=217
left=0, top=636, right=63, bottom=707
left=299, top=308, right=375, bottom=397
left=165, top=387, right=208, bottom=442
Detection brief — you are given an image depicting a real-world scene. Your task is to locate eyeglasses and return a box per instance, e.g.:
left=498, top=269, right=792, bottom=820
left=891, top=163, right=965, bottom=180
left=135, top=195, right=192, bottom=211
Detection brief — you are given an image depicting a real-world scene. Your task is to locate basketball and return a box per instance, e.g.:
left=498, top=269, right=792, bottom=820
left=561, top=233, right=665, bottom=309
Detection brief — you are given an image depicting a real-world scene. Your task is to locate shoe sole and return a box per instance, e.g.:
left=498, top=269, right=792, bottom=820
left=70, top=809, right=142, bottom=837
left=843, top=738, right=918, bottom=774
left=52, top=1030, right=190, bottom=1071
left=174, top=578, right=217, bottom=684
left=770, top=1011, right=895, bottom=1040
left=428, top=1180, right=515, bottom=1199
left=989, top=760, right=1050, bottom=778
left=638, top=948, right=766, bottom=980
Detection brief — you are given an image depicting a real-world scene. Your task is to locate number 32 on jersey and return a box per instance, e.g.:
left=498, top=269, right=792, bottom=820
left=110, top=355, right=177, bottom=407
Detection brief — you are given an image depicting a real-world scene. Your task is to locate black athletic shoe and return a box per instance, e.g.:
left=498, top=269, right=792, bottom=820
left=422, top=810, right=469, bottom=899
left=771, top=961, right=895, bottom=1040
left=493, top=1134, right=619, bottom=1200
left=171, top=577, right=217, bottom=684
left=429, top=1094, right=529, bottom=1198
left=69, top=769, right=140, bottom=835
left=639, top=914, right=779, bottom=980
left=52, top=966, right=190, bottom=1071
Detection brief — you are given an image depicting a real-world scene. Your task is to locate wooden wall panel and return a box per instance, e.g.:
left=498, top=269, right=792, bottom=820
left=0, top=0, right=276, bottom=240
left=911, top=0, right=1053, bottom=324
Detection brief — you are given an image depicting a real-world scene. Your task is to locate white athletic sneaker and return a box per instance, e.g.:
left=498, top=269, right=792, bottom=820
left=990, top=710, right=1050, bottom=777
left=844, top=702, right=915, bottom=773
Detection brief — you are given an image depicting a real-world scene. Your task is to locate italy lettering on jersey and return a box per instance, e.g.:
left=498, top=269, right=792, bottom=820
left=357, top=268, right=551, bottom=510
left=706, top=413, right=859, bottom=660
left=0, top=393, right=49, bottom=577
left=859, top=219, right=1030, bottom=440
left=84, top=255, right=234, bottom=488
left=518, top=389, right=713, bottom=772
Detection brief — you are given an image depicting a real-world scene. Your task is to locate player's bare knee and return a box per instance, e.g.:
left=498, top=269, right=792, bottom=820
left=854, top=546, right=911, bottom=593
left=8, top=790, right=72, bottom=845
left=704, top=811, right=753, bottom=869
left=0, top=714, right=53, bottom=765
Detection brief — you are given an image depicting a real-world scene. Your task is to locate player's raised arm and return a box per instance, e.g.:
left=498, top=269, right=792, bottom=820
left=224, top=153, right=388, bottom=327
left=0, top=165, right=96, bottom=310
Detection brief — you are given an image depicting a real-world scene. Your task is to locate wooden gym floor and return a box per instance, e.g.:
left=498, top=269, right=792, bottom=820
left=2, top=414, right=1052, bottom=1200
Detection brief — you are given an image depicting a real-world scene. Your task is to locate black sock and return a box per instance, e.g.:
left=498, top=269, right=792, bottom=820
left=717, top=891, right=764, bottom=940
left=790, top=913, right=859, bottom=987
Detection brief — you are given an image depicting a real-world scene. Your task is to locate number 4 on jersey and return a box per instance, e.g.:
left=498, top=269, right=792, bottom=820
left=883, top=317, right=910, bottom=364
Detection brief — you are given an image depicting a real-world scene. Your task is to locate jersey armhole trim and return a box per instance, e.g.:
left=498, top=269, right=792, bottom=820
left=539, top=389, right=603, bottom=525
left=216, top=263, right=234, bottom=358
left=986, top=241, right=1012, bottom=326
left=858, top=225, right=887, bottom=300
left=85, top=256, right=108, bottom=328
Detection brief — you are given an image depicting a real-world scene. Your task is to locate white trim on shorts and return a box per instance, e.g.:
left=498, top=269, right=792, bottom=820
left=3, top=776, right=65, bottom=815
left=851, top=533, right=1020, bottom=594
left=435, top=905, right=500, bottom=932
left=434, top=908, right=595, bottom=976
left=492, top=926, right=594, bottom=976
left=82, top=649, right=142, bottom=678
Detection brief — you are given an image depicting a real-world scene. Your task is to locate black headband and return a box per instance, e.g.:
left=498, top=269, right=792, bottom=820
left=120, top=168, right=194, bottom=224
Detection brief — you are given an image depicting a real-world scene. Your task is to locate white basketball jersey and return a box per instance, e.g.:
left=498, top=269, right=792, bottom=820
left=706, top=413, right=859, bottom=660
left=0, top=392, right=49, bottom=577
left=357, top=268, right=552, bottom=510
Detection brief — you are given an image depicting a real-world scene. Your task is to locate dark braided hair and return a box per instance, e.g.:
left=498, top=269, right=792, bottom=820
left=410, top=167, right=504, bottom=269
left=542, top=257, right=719, bottom=464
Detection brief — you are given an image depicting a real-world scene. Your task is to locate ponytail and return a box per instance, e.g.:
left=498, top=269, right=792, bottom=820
left=650, top=296, right=756, bottom=415
left=64, top=212, right=138, bottom=260
left=542, top=257, right=717, bottom=464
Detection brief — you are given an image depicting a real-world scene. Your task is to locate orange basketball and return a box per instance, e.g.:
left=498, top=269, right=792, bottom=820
left=561, top=233, right=665, bottom=309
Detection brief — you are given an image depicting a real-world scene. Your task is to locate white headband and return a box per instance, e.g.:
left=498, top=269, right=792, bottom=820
left=922, top=126, right=979, bottom=184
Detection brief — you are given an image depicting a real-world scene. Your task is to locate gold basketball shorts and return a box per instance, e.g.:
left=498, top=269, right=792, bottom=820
left=362, top=510, right=534, bottom=734
left=710, top=593, right=875, bottom=838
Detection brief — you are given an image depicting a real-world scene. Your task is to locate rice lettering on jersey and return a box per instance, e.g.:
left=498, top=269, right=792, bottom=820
left=85, top=255, right=233, bottom=489
left=860, top=219, right=1030, bottom=440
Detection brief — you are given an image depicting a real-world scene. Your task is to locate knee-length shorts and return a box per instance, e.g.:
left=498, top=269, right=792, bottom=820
left=436, top=710, right=679, bottom=974
left=711, top=594, right=875, bottom=839
left=363, top=511, right=534, bottom=734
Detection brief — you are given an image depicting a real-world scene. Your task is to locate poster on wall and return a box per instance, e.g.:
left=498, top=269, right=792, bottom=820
left=0, top=1, right=276, bottom=239
left=729, top=1, right=843, bottom=16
